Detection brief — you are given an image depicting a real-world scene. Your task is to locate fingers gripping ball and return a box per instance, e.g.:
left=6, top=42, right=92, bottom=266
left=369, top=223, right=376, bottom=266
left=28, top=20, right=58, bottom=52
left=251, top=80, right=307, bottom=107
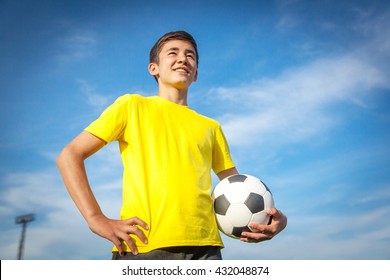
left=212, top=174, right=275, bottom=239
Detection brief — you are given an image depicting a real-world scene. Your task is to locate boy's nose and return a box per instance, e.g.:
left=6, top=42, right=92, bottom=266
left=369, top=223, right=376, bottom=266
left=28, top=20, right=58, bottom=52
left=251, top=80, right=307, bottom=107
left=177, top=53, right=188, bottom=63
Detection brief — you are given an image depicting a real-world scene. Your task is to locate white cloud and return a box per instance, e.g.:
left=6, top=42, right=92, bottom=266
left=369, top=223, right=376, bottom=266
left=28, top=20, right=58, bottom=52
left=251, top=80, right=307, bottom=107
left=221, top=205, right=390, bottom=260
left=209, top=53, right=388, bottom=148
left=56, top=28, right=97, bottom=62
left=205, top=6, right=390, bottom=151
left=0, top=171, right=67, bottom=213
left=0, top=158, right=122, bottom=260
left=353, top=185, right=390, bottom=205
left=77, top=79, right=111, bottom=112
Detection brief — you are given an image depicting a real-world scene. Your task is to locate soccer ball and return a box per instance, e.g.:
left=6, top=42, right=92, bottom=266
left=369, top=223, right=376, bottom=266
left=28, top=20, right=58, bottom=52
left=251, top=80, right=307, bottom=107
left=212, top=174, right=274, bottom=239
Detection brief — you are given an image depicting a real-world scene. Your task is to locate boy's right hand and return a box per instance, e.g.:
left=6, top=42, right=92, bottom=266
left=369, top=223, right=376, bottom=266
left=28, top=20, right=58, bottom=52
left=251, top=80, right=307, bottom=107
left=87, top=214, right=149, bottom=256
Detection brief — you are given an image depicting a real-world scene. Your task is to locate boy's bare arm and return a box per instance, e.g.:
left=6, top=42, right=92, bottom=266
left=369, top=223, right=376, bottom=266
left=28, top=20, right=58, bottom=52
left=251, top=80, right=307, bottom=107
left=56, top=131, right=148, bottom=256
left=217, top=167, right=239, bottom=180
left=56, top=131, right=106, bottom=221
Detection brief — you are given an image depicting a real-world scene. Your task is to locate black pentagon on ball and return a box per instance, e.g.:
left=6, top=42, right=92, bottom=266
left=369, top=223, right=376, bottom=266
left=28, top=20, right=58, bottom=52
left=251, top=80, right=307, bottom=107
left=245, top=192, right=265, bottom=213
left=214, top=194, right=230, bottom=215
left=232, top=226, right=251, bottom=238
left=228, top=174, right=247, bottom=183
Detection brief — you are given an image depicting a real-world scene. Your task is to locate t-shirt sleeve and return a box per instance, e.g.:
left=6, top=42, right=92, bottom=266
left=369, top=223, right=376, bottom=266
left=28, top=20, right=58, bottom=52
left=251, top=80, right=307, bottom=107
left=212, top=123, right=235, bottom=174
left=84, top=94, right=130, bottom=143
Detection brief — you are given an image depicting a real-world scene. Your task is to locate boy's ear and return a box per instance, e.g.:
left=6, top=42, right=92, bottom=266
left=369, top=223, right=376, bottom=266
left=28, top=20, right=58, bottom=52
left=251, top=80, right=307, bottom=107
left=148, top=63, right=159, bottom=76
left=193, top=69, right=198, bottom=82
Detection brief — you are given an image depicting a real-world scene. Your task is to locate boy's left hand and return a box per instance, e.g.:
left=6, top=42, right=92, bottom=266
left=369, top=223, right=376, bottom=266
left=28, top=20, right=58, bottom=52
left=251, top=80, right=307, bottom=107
left=240, top=208, right=287, bottom=243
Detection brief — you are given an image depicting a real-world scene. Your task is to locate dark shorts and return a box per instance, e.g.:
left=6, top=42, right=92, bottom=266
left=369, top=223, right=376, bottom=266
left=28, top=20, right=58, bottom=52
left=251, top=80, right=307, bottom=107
left=112, top=246, right=222, bottom=260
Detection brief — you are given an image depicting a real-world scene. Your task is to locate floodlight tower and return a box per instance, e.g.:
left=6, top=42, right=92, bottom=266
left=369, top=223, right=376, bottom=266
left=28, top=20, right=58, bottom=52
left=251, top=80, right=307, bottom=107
left=15, top=213, right=35, bottom=260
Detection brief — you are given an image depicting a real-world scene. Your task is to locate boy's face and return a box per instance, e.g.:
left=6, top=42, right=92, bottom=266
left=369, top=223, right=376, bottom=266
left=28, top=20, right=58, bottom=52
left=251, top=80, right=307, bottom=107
left=148, top=40, right=198, bottom=90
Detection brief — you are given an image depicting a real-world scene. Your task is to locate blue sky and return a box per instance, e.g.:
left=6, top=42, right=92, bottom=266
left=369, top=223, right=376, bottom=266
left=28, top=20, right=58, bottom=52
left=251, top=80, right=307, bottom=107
left=1, top=0, right=389, bottom=260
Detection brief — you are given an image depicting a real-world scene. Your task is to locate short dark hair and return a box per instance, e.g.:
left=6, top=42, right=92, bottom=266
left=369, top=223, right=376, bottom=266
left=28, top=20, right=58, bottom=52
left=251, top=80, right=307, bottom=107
left=149, top=31, right=199, bottom=65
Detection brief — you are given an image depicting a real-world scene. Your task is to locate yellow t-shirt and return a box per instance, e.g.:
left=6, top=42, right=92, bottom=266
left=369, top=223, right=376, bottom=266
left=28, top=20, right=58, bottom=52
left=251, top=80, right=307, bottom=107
left=85, top=94, right=235, bottom=253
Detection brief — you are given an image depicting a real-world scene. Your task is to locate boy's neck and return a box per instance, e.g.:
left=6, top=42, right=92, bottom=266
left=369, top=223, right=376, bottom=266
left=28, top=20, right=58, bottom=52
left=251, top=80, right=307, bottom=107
left=157, top=86, right=189, bottom=106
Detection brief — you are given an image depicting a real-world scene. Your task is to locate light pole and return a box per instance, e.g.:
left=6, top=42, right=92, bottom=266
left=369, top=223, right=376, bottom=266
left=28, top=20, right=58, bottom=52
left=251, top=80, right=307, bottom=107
left=15, top=213, right=35, bottom=260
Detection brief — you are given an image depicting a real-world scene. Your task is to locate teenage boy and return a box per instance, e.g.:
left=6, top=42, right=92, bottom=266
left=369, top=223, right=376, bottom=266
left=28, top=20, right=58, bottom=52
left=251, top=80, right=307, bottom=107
left=57, top=31, right=287, bottom=260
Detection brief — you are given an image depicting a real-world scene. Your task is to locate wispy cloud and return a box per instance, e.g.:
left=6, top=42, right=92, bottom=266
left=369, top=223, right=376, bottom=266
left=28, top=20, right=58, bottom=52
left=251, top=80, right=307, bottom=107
left=56, top=28, right=97, bottom=62
left=221, top=204, right=390, bottom=260
left=0, top=160, right=122, bottom=260
left=353, top=185, right=390, bottom=205
left=209, top=52, right=388, bottom=148
left=218, top=3, right=390, bottom=151
left=77, top=79, right=111, bottom=111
